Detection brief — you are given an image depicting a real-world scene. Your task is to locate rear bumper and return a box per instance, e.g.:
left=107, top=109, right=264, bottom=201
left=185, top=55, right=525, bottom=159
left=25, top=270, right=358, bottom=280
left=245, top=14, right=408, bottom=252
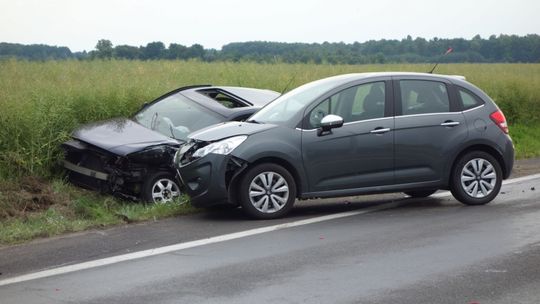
left=502, top=137, right=514, bottom=179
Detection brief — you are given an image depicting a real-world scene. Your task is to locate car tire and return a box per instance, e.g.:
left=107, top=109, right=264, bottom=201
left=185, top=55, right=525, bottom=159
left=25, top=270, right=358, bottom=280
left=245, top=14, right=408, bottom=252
left=404, top=190, right=437, bottom=198
left=141, top=171, right=182, bottom=204
left=450, top=151, right=502, bottom=206
left=238, top=163, right=296, bottom=219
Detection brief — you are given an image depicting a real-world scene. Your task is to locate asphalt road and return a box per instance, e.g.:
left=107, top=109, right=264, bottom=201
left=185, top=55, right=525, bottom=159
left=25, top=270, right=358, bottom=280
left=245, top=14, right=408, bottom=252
left=1, top=175, right=540, bottom=303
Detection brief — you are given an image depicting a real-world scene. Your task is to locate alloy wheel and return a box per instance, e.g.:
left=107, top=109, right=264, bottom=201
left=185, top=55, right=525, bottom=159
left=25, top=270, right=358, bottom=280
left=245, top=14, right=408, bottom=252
left=460, top=158, right=497, bottom=199
left=151, top=178, right=181, bottom=203
left=248, top=171, right=290, bottom=213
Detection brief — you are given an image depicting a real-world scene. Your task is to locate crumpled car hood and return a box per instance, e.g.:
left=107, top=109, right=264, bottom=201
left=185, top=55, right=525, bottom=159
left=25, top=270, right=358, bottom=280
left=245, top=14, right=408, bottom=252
left=72, top=118, right=179, bottom=156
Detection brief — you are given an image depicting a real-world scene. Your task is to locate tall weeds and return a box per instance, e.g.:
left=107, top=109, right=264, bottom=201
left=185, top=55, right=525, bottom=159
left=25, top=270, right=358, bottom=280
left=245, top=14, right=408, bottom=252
left=1, top=60, right=539, bottom=178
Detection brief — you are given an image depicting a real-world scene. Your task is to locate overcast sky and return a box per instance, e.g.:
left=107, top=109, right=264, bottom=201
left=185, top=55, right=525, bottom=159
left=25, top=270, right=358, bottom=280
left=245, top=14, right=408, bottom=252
left=1, top=0, right=539, bottom=52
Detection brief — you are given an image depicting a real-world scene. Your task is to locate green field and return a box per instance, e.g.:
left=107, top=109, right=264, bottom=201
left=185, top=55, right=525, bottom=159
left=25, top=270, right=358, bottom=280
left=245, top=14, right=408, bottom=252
left=1, top=60, right=539, bottom=243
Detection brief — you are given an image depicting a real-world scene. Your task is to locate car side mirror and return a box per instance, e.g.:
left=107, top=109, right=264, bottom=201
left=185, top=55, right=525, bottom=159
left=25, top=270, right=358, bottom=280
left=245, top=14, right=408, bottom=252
left=318, top=114, right=344, bottom=136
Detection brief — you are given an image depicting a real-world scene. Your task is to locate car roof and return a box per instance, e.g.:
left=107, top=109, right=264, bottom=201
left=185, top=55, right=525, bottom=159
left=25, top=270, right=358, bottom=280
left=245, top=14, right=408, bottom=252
left=169, top=85, right=280, bottom=118
left=311, top=72, right=466, bottom=84
left=315, top=72, right=488, bottom=101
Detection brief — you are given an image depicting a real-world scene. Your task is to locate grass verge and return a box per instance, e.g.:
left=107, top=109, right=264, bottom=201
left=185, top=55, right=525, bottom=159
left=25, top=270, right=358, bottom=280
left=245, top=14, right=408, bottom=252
left=0, top=179, right=197, bottom=245
left=510, top=123, right=540, bottom=159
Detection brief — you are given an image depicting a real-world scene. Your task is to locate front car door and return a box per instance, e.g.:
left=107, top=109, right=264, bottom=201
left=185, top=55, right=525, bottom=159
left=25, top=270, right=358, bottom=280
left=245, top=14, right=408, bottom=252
left=301, top=78, right=395, bottom=194
left=393, top=76, right=468, bottom=186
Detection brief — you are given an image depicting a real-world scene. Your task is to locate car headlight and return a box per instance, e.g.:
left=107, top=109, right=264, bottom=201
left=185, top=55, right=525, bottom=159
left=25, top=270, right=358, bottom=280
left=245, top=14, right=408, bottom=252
left=192, top=136, right=247, bottom=158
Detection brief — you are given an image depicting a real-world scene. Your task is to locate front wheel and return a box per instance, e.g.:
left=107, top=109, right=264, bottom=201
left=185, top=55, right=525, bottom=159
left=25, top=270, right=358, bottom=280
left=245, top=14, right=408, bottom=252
left=141, top=171, right=182, bottom=204
left=450, top=151, right=502, bottom=206
left=238, top=163, right=297, bottom=219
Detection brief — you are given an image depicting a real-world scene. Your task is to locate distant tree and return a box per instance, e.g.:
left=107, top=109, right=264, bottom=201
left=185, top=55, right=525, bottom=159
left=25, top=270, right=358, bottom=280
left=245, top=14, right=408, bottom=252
left=167, top=43, right=188, bottom=59
left=203, top=48, right=219, bottom=62
left=0, top=42, right=73, bottom=60
left=141, top=41, right=165, bottom=60
left=374, top=52, right=386, bottom=64
left=185, top=44, right=204, bottom=59
left=95, top=39, right=113, bottom=59
left=73, top=50, right=88, bottom=60
left=2, top=34, right=540, bottom=63
left=114, top=45, right=140, bottom=59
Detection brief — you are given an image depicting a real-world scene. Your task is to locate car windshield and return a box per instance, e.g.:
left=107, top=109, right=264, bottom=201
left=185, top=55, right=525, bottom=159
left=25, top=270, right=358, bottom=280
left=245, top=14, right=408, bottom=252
left=248, top=75, right=352, bottom=125
left=134, top=93, right=223, bottom=142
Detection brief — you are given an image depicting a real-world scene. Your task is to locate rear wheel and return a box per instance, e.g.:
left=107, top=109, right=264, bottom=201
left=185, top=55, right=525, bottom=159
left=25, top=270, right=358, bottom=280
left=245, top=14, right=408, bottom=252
left=141, top=172, right=182, bottom=204
left=239, top=163, right=296, bottom=219
left=404, top=189, right=437, bottom=198
left=450, top=151, right=502, bottom=205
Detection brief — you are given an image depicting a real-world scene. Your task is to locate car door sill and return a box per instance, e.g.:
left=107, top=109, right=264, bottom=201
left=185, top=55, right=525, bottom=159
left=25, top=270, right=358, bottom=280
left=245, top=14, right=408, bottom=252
left=300, top=180, right=443, bottom=199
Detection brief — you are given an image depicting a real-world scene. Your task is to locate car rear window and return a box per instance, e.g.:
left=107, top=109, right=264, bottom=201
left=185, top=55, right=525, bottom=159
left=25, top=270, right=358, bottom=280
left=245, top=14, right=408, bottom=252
left=197, top=89, right=249, bottom=108
left=457, top=87, right=485, bottom=110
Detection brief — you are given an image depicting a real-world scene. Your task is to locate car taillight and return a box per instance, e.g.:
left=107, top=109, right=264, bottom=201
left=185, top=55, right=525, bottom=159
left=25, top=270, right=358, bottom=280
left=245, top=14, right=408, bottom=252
left=490, top=110, right=509, bottom=134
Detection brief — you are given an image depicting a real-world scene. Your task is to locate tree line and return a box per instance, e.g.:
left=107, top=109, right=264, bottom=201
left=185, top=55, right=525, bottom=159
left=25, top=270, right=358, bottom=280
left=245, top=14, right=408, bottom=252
left=1, top=34, right=539, bottom=63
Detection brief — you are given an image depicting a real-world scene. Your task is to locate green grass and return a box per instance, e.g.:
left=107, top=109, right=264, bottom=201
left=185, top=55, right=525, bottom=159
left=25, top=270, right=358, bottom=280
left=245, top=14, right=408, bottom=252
left=510, top=124, right=540, bottom=159
left=0, top=178, right=197, bottom=245
left=0, top=60, right=539, bottom=244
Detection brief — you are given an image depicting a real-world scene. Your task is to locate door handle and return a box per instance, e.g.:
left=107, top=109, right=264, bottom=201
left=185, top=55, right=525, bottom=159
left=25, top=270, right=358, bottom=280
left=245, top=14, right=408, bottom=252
left=370, top=127, right=391, bottom=134
left=440, top=121, right=460, bottom=127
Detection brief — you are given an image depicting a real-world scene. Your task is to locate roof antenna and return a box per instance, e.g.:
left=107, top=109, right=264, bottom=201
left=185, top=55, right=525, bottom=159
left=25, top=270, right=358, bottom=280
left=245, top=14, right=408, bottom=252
left=428, top=47, right=453, bottom=74
left=280, top=73, right=297, bottom=94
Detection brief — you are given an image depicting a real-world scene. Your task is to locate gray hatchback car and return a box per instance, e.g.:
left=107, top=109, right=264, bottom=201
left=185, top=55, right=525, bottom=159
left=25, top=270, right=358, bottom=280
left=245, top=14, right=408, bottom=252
left=175, top=73, right=514, bottom=219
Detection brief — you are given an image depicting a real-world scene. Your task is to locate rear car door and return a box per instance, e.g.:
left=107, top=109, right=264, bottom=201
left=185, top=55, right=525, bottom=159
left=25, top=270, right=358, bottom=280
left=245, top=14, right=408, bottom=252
left=393, top=77, right=468, bottom=185
left=301, top=79, right=395, bottom=192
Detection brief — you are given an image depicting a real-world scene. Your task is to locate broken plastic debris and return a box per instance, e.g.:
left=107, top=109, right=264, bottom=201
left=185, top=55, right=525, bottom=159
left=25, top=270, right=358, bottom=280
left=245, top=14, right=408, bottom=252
left=485, top=269, right=507, bottom=273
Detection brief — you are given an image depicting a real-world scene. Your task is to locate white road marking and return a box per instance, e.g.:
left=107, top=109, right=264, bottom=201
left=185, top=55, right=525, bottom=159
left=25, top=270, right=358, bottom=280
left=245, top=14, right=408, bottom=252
left=431, top=172, right=540, bottom=198
left=1, top=173, right=539, bottom=287
left=503, top=173, right=540, bottom=185
left=0, top=200, right=407, bottom=287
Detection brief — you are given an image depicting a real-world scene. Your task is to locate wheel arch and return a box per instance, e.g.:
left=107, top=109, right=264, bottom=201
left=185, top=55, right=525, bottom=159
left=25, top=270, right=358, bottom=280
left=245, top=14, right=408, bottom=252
left=448, top=143, right=508, bottom=184
left=229, top=156, right=303, bottom=204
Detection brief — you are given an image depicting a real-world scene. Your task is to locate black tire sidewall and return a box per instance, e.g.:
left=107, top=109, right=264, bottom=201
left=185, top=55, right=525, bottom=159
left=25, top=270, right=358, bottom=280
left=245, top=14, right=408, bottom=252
left=239, top=163, right=297, bottom=219
left=141, top=171, right=181, bottom=203
left=450, top=151, right=502, bottom=205
left=404, top=189, right=437, bottom=198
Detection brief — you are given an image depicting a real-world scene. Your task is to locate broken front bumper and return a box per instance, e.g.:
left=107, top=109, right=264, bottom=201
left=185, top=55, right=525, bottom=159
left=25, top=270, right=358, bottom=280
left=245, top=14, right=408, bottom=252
left=177, top=152, right=248, bottom=207
left=63, top=160, right=109, bottom=181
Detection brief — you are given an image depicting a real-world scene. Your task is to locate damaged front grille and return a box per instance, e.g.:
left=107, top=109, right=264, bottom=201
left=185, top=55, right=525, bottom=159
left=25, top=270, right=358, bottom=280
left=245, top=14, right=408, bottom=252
left=62, top=139, right=146, bottom=195
left=62, top=140, right=115, bottom=191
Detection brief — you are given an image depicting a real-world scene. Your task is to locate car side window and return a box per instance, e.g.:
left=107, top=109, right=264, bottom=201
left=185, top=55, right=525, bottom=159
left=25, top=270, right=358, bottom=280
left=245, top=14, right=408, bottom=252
left=400, top=80, right=450, bottom=115
left=308, top=82, right=386, bottom=128
left=458, top=87, right=484, bottom=110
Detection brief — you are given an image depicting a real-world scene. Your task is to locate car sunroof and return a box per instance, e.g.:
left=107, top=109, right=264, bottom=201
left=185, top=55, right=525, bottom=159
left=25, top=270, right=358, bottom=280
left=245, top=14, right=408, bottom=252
left=197, top=88, right=250, bottom=108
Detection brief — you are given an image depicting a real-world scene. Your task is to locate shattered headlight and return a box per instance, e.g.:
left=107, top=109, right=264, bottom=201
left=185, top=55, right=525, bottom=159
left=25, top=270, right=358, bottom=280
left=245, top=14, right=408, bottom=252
left=192, top=136, right=247, bottom=159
